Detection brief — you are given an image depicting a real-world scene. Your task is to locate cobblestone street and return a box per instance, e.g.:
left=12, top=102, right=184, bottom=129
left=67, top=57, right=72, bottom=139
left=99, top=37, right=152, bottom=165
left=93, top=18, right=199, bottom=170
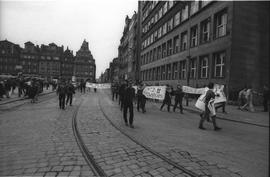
left=0, top=91, right=268, bottom=177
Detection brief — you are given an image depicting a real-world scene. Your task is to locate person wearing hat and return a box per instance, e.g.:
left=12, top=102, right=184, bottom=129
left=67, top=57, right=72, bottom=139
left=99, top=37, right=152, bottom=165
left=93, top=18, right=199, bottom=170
left=173, top=84, right=184, bottom=114
left=123, top=80, right=136, bottom=128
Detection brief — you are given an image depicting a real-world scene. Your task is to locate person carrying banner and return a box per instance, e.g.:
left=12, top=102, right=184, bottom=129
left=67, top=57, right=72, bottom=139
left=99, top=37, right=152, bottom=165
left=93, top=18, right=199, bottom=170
left=199, top=82, right=222, bottom=131
left=173, top=84, right=184, bottom=114
left=160, top=85, right=172, bottom=112
left=123, top=80, right=136, bottom=128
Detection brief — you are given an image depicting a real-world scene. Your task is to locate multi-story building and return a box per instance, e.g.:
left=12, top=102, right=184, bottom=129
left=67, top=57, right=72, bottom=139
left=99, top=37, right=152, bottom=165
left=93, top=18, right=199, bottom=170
left=61, top=47, right=74, bottom=81
left=139, top=1, right=269, bottom=100
left=39, top=43, right=63, bottom=81
left=20, top=41, right=40, bottom=76
left=111, top=57, right=120, bottom=83
left=74, top=40, right=96, bottom=82
left=0, top=40, right=21, bottom=75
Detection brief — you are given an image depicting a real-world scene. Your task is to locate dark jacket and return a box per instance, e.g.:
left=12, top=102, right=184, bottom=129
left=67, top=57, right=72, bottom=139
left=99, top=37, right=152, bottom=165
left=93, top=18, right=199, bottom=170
left=173, top=88, right=184, bottom=101
left=123, top=86, right=135, bottom=104
left=66, top=84, right=75, bottom=94
left=57, top=84, right=67, bottom=95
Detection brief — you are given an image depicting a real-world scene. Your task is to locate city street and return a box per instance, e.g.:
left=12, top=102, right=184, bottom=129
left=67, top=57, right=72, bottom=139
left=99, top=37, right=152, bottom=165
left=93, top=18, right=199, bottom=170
left=0, top=90, right=268, bottom=177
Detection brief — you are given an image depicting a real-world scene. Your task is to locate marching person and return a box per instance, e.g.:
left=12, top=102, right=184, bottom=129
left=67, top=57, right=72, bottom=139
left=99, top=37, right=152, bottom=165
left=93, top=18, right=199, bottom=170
left=199, top=82, right=222, bottom=131
left=66, top=80, right=75, bottom=106
left=123, top=80, right=136, bottom=128
left=238, top=87, right=247, bottom=109
left=160, top=85, right=172, bottom=112
left=119, top=81, right=127, bottom=111
left=57, top=81, right=67, bottom=110
left=173, top=84, right=184, bottom=114
left=137, top=83, right=146, bottom=113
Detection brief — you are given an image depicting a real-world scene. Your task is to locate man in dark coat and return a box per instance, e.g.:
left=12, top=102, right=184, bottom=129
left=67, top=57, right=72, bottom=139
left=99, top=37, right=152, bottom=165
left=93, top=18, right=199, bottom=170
left=118, top=81, right=127, bottom=111
left=57, top=81, right=67, bottom=110
left=173, top=84, right=184, bottom=114
left=137, top=83, right=146, bottom=113
left=199, top=82, right=221, bottom=131
left=66, top=80, right=75, bottom=106
left=123, top=80, right=135, bottom=128
left=160, top=85, right=172, bottom=112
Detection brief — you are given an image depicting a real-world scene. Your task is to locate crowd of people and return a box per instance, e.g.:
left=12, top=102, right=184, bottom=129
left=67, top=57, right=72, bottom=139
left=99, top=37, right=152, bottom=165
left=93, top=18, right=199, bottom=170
left=111, top=80, right=269, bottom=131
left=0, top=76, right=57, bottom=103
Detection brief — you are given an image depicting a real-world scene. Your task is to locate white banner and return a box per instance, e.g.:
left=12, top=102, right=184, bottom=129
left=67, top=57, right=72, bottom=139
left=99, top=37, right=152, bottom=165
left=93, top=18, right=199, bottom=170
left=182, top=86, right=207, bottom=95
left=142, top=86, right=166, bottom=100
left=86, top=82, right=111, bottom=89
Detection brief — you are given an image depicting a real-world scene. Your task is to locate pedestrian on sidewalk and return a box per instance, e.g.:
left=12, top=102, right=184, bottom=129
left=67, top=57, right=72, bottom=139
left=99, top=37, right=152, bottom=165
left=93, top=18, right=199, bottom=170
left=238, top=87, right=247, bottom=109
left=66, top=80, right=75, bottom=106
left=57, top=81, right=67, bottom=110
left=119, top=81, right=127, bottom=111
left=240, top=86, right=255, bottom=112
left=173, top=84, right=184, bottom=114
left=199, top=82, right=222, bottom=131
left=123, top=80, right=136, bottom=128
left=160, top=85, right=172, bottom=112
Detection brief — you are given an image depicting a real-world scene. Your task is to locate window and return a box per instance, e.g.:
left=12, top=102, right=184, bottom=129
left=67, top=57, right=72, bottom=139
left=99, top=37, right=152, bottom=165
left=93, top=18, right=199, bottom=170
left=150, top=34, right=154, bottom=44
left=169, top=1, right=174, bottom=9
left=200, top=56, right=209, bottom=78
left=190, top=1, right=199, bottom=15
left=168, top=18, right=173, bottom=31
left=154, top=31, right=158, bottom=41
left=149, top=51, right=153, bottom=62
left=157, top=46, right=162, bottom=59
left=159, top=8, right=163, bottom=19
left=158, top=27, right=162, bottom=38
left=189, top=58, right=197, bottom=79
left=201, top=18, right=211, bottom=43
left=174, top=12, right=180, bottom=27
left=173, top=35, right=180, bottom=53
left=153, top=48, right=157, bottom=61
left=181, top=4, right=189, bottom=21
left=162, top=43, right=167, bottom=58
left=166, top=64, right=172, bottom=80
left=155, top=13, right=158, bottom=22
left=163, top=23, right=167, bottom=35
left=161, top=65, right=166, bottom=80
left=179, top=60, right=186, bottom=79
left=214, top=52, right=225, bottom=77
left=172, top=62, right=178, bottom=80
left=157, top=67, right=161, bottom=80
left=163, top=2, right=168, bottom=14
left=181, top=31, right=188, bottom=51
left=190, top=25, right=198, bottom=47
left=167, top=39, right=172, bottom=56
left=146, top=52, right=149, bottom=64
left=152, top=68, right=156, bottom=80
left=215, top=10, right=227, bottom=38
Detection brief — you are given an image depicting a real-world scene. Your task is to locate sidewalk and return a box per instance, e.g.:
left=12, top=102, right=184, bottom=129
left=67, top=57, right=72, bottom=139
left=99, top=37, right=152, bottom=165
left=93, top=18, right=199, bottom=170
left=150, top=98, right=269, bottom=127
left=0, top=87, right=55, bottom=105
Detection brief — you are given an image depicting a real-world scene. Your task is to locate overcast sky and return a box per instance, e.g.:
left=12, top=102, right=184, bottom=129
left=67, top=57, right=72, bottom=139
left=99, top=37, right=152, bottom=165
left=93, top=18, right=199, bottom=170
left=0, top=0, right=138, bottom=78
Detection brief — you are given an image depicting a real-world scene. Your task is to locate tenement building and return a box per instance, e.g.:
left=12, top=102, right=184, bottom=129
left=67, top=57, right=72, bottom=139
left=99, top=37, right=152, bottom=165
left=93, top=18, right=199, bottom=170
left=139, top=1, right=269, bottom=100
left=61, top=47, right=74, bottom=81
left=0, top=40, right=21, bottom=75
left=39, top=43, right=63, bottom=80
left=74, top=40, right=96, bottom=82
left=20, top=41, right=40, bottom=76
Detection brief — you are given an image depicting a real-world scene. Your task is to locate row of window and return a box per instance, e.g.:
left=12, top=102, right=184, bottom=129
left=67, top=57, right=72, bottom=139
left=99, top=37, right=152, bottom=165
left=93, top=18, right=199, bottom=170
left=141, top=11, right=228, bottom=66
left=40, top=56, right=60, bottom=60
left=142, top=3, right=226, bottom=50
left=141, top=51, right=226, bottom=81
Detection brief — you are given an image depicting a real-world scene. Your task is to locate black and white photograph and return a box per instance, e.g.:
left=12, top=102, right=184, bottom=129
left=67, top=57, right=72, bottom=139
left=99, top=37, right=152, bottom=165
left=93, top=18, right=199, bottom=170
left=0, top=0, right=269, bottom=177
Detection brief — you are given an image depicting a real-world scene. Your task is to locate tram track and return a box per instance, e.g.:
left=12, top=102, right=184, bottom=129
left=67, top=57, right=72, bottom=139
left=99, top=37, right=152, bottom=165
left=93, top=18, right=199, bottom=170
left=98, top=98, right=200, bottom=177
left=71, top=98, right=107, bottom=177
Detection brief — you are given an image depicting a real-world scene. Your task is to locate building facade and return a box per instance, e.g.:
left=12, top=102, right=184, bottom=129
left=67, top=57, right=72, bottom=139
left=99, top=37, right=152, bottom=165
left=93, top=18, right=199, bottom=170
left=61, top=47, right=74, bottom=81
left=20, top=41, right=40, bottom=76
left=0, top=40, right=21, bottom=75
left=75, top=40, right=96, bottom=82
left=39, top=43, right=63, bottom=80
left=139, top=1, right=269, bottom=100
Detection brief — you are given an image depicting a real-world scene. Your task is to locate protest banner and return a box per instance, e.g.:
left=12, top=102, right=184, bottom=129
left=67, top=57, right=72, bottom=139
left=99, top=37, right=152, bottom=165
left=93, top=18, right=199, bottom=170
left=86, top=82, right=111, bottom=89
left=182, top=86, right=207, bottom=95
left=142, top=86, right=166, bottom=100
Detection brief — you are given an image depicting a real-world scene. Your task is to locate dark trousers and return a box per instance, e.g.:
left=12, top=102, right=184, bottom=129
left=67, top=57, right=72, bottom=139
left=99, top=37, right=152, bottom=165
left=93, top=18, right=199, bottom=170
left=215, top=102, right=226, bottom=112
left=66, top=94, right=73, bottom=106
left=112, top=92, right=118, bottom=101
left=173, top=99, right=183, bottom=113
left=123, top=103, right=134, bottom=125
left=199, top=105, right=218, bottom=128
left=160, top=99, right=171, bottom=112
left=59, top=94, right=66, bottom=109
left=137, top=96, right=146, bottom=112
left=263, top=97, right=269, bottom=112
